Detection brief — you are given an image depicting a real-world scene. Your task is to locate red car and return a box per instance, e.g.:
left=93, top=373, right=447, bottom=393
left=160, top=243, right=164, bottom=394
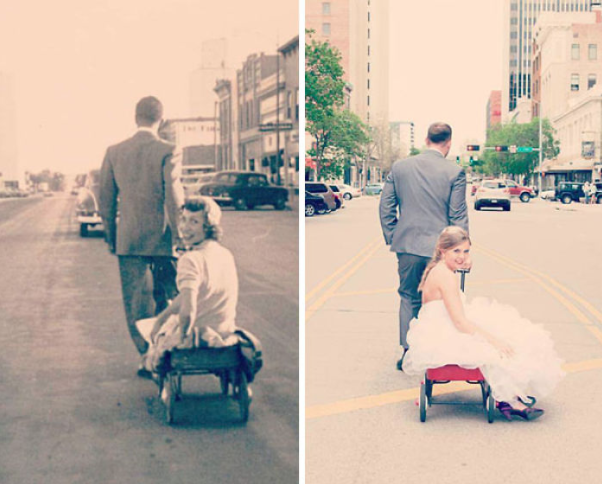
left=471, top=179, right=534, bottom=202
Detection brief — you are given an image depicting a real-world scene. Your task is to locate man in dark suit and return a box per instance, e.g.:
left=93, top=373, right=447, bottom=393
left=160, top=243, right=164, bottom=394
left=379, top=122, right=469, bottom=370
left=99, top=96, right=184, bottom=376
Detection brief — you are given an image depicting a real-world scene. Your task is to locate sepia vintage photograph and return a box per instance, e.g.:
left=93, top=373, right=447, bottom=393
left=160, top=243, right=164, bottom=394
left=305, top=0, right=602, bottom=482
left=0, top=1, right=299, bottom=483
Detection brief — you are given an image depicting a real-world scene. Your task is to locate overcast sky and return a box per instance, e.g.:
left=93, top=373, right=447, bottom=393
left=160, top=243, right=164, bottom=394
left=0, top=0, right=298, bottom=176
left=389, top=0, right=504, bottom=156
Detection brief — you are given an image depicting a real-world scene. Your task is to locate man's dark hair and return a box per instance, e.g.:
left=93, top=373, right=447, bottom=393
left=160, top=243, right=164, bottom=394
left=135, top=96, right=163, bottom=126
left=427, top=122, right=452, bottom=144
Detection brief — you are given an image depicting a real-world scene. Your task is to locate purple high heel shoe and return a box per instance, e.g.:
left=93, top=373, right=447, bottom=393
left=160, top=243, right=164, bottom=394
left=497, top=401, right=544, bottom=421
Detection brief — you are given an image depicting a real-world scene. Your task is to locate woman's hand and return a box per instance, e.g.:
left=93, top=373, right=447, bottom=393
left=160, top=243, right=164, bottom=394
left=489, top=336, right=514, bottom=358
left=150, top=319, right=164, bottom=344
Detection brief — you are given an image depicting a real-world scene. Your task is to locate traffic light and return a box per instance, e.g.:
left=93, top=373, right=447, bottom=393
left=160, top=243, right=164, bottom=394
left=456, top=156, right=460, bottom=164
left=469, top=156, right=474, bottom=166
left=495, top=145, right=509, bottom=152
left=466, top=145, right=480, bottom=151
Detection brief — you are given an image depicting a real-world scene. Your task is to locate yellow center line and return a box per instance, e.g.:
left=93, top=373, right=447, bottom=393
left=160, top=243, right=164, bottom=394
left=306, top=358, right=602, bottom=420
left=305, top=237, right=381, bottom=303
left=474, top=244, right=602, bottom=326
left=305, top=241, right=383, bottom=322
left=473, top=245, right=593, bottom=326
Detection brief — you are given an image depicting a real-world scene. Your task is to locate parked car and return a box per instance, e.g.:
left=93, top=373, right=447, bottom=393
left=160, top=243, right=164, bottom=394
left=554, top=181, right=585, bottom=204
left=329, top=185, right=345, bottom=209
left=75, top=169, right=103, bottom=236
left=183, top=173, right=215, bottom=198
left=336, top=184, right=361, bottom=200
left=198, top=171, right=288, bottom=210
left=474, top=179, right=511, bottom=211
left=305, top=191, right=328, bottom=217
left=363, top=183, right=384, bottom=196
left=305, top=182, right=337, bottom=211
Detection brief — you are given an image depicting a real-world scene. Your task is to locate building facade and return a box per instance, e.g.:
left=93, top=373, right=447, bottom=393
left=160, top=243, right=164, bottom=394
left=279, top=36, right=300, bottom=188
left=486, top=90, right=502, bottom=133
left=502, top=0, right=592, bottom=121
left=533, top=8, right=602, bottom=183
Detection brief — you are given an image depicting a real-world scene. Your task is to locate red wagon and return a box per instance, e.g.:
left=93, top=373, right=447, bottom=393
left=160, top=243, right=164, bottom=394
left=417, top=269, right=496, bottom=423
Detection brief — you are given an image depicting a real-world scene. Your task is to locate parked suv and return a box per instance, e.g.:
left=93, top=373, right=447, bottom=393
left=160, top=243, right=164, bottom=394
left=305, top=182, right=337, bottom=211
left=555, top=181, right=585, bottom=204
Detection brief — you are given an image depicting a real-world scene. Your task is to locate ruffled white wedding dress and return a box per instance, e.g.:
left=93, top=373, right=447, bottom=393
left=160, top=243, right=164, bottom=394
left=402, top=295, right=565, bottom=402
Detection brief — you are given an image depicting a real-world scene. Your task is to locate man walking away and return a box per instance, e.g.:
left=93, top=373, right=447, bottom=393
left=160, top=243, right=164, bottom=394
left=100, top=96, right=184, bottom=377
left=379, top=122, right=469, bottom=371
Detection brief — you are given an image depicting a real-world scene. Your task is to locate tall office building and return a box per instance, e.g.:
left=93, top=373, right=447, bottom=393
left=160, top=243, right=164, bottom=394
left=502, top=0, right=592, bottom=121
left=306, top=0, right=389, bottom=125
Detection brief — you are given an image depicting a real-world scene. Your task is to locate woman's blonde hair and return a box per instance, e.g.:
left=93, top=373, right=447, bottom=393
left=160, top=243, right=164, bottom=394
left=418, top=226, right=471, bottom=292
left=183, top=196, right=223, bottom=241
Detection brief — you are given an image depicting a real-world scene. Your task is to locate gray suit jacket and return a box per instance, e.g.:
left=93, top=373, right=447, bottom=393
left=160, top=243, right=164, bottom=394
left=379, top=149, right=469, bottom=257
left=99, top=130, right=184, bottom=256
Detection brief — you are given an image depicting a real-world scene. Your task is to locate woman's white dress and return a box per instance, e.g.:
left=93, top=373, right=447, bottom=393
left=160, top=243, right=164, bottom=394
left=402, top=295, right=565, bottom=402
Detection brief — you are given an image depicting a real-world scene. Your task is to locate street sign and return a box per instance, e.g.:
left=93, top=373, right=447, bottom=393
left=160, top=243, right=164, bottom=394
left=509, top=145, right=517, bottom=154
left=516, top=146, right=534, bottom=153
left=259, top=122, right=294, bottom=132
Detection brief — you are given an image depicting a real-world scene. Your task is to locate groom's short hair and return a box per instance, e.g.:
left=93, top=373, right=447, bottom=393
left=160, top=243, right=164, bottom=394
left=427, top=123, right=452, bottom=144
left=135, top=96, right=163, bottom=126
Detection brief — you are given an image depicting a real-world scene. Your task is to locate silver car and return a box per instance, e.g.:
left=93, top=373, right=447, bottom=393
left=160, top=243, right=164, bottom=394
left=474, top=179, right=511, bottom=211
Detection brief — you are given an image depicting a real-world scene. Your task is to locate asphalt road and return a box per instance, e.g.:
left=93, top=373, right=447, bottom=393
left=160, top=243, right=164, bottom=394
left=306, top=194, right=602, bottom=484
left=0, top=194, right=299, bottom=484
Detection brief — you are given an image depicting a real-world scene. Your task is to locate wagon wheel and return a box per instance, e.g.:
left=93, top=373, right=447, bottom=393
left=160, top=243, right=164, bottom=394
left=486, top=388, right=495, bottom=424
left=236, top=370, right=250, bottom=423
left=175, top=374, right=183, bottom=401
left=425, top=379, right=433, bottom=407
left=419, top=380, right=427, bottom=422
left=219, top=371, right=230, bottom=396
left=480, top=382, right=488, bottom=406
left=163, top=373, right=176, bottom=425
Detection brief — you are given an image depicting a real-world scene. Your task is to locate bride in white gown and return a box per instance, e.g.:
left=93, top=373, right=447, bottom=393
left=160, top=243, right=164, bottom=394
left=402, top=226, right=564, bottom=420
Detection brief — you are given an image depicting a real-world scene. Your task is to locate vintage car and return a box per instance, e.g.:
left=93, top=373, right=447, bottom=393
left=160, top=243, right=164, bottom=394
left=198, top=171, right=288, bottom=210
left=75, top=169, right=103, bottom=237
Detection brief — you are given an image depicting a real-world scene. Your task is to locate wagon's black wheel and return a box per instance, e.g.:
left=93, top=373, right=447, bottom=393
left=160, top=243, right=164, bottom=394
left=220, top=371, right=230, bottom=396
left=164, top=374, right=176, bottom=425
left=419, top=380, right=427, bottom=422
left=175, top=374, right=183, bottom=402
left=486, top=389, right=495, bottom=424
left=425, top=379, right=433, bottom=406
left=236, top=370, right=250, bottom=423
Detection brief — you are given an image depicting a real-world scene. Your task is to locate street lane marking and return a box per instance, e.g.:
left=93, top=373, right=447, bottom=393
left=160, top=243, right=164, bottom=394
left=306, top=241, right=383, bottom=322
left=473, top=245, right=593, bottom=327
left=306, top=358, right=602, bottom=420
left=332, top=278, right=531, bottom=298
left=474, top=244, right=602, bottom=326
left=306, top=237, right=381, bottom=303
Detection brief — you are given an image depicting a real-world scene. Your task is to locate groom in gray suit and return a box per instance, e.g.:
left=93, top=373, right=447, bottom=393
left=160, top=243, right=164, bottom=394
left=100, top=96, right=184, bottom=374
left=379, top=122, right=469, bottom=370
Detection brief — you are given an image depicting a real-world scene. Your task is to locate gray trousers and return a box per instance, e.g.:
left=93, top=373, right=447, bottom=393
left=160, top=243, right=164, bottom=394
left=118, top=255, right=178, bottom=355
left=397, top=253, right=430, bottom=349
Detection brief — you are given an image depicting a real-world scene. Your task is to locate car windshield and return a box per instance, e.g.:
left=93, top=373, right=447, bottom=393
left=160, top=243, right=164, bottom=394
left=482, top=182, right=499, bottom=189
left=213, top=173, right=239, bottom=184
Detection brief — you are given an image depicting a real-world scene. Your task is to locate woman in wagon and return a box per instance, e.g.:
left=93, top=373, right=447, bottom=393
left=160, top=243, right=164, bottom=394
left=138, top=196, right=239, bottom=373
left=402, top=226, right=564, bottom=420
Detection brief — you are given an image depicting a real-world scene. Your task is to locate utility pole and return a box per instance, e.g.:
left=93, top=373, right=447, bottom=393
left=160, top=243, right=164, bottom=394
left=538, top=114, right=543, bottom=194
left=276, top=43, right=281, bottom=186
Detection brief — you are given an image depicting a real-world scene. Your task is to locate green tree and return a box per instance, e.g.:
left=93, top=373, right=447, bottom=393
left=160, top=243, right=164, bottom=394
left=481, top=118, right=559, bottom=178
left=305, top=30, right=370, bottom=180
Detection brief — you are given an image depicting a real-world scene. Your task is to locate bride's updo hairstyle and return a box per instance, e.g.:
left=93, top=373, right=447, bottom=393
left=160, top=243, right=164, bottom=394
left=183, top=196, right=224, bottom=241
left=418, top=226, right=471, bottom=292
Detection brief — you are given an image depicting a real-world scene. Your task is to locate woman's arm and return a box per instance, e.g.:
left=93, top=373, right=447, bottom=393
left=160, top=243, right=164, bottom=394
left=177, top=288, right=196, bottom=336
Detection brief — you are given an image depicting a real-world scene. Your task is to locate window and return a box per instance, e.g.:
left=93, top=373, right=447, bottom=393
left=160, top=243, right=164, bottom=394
left=571, top=73, right=580, bottom=91
left=511, top=17, right=518, bottom=24
left=295, top=88, right=299, bottom=121
left=588, top=74, right=597, bottom=89
left=368, top=11, right=370, bottom=21
left=589, top=44, right=597, bottom=60
left=367, top=79, right=370, bottom=89
left=367, top=95, right=370, bottom=106
left=572, top=44, right=580, bottom=60
left=510, top=31, right=518, bottom=39
left=287, top=91, right=292, bottom=119
left=368, top=28, right=370, bottom=39
left=367, top=62, right=370, bottom=72
left=322, top=23, right=331, bottom=35
left=322, top=2, right=331, bottom=14
left=368, top=45, right=370, bottom=56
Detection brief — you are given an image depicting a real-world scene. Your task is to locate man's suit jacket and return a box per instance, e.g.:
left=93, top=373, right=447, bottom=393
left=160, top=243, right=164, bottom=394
left=99, top=130, right=184, bottom=256
left=379, top=149, right=469, bottom=258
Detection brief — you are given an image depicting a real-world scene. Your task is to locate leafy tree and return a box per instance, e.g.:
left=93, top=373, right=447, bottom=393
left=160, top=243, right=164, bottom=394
left=29, top=169, right=65, bottom=191
left=481, top=118, right=559, bottom=178
left=305, top=30, right=370, bottom=180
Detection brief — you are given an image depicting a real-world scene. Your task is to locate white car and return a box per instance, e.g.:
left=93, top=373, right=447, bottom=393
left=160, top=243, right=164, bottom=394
left=336, top=184, right=362, bottom=200
left=474, top=179, right=511, bottom=211
left=183, top=173, right=215, bottom=198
